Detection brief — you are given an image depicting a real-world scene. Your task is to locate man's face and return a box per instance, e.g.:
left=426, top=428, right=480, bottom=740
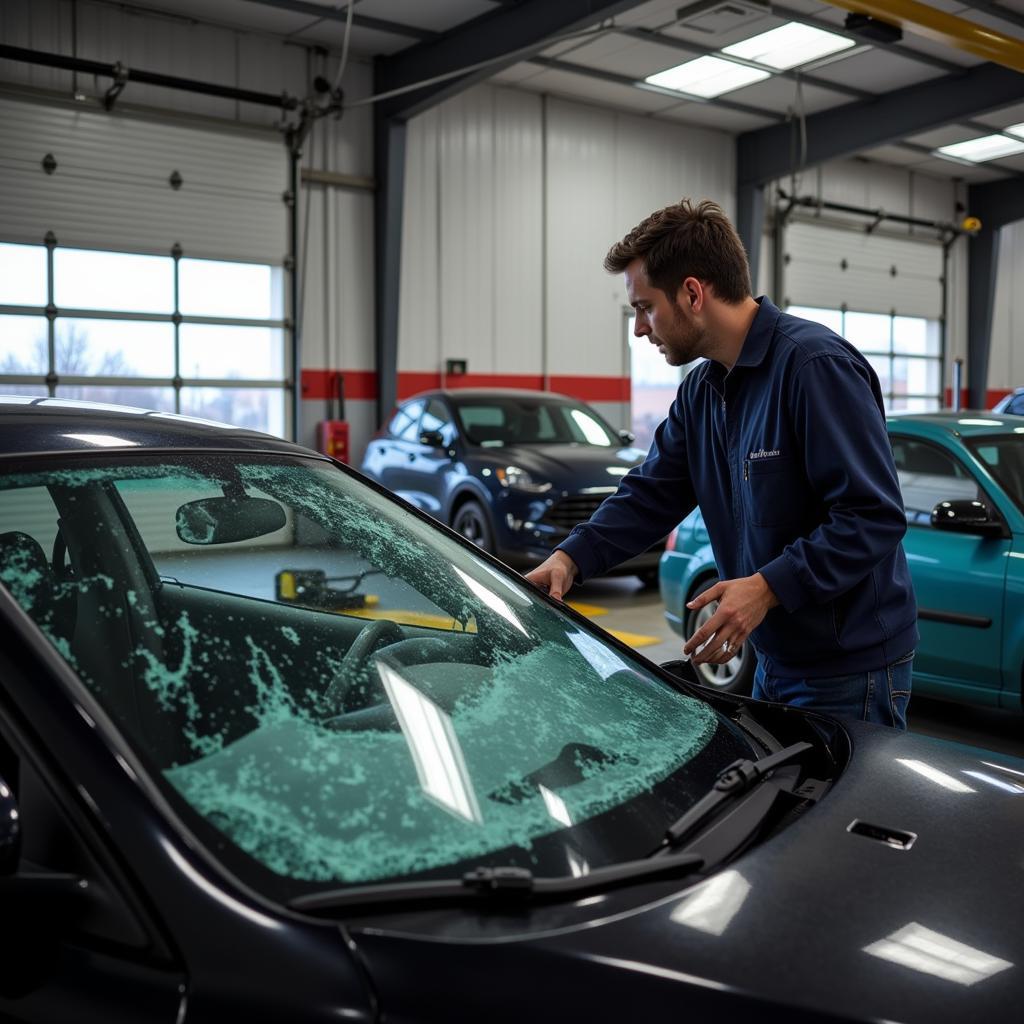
left=624, top=259, right=707, bottom=367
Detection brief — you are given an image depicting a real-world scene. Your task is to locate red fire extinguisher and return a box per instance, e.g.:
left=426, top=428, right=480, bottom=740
left=316, top=373, right=350, bottom=463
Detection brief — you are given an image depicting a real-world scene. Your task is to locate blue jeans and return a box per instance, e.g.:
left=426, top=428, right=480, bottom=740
left=752, top=651, right=914, bottom=730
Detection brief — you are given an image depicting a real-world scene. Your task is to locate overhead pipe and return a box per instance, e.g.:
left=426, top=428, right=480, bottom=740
left=0, top=44, right=298, bottom=110
left=819, top=1, right=1024, bottom=75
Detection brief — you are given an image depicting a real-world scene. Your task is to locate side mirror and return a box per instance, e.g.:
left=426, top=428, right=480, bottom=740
left=0, top=774, right=20, bottom=876
left=930, top=499, right=1005, bottom=538
left=419, top=429, right=446, bottom=448
left=618, top=429, right=636, bottom=445
left=176, top=497, right=287, bottom=545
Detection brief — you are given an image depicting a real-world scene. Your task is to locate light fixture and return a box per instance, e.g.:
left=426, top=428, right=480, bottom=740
left=645, top=55, right=770, bottom=98
left=722, top=22, right=854, bottom=70
left=936, top=134, right=1024, bottom=163
left=1003, top=122, right=1024, bottom=138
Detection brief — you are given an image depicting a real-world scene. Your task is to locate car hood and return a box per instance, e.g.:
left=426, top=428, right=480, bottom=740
left=350, top=721, right=1024, bottom=1023
left=474, top=443, right=646, bottom=490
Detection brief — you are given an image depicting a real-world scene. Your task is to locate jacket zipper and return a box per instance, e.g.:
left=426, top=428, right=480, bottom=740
left=744, top=459, right=749, bottom=481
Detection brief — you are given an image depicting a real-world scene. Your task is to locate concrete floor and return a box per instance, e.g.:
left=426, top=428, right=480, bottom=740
left=569, top=576, right=1024, bottom=761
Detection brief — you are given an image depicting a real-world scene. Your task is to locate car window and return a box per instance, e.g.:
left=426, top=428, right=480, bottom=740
left=421, top=399, right=455, bottom=446
left=0, top=454, right=751, bottom=904
left=1008, top=395, right=1024, bottom=416
left=967, top=435, right=1024, bottom=516
left=387, top=400, right=425, bottom=441
left=456, top=398, right=616, bottom=447
left=891, top=438, right=983, bottom=525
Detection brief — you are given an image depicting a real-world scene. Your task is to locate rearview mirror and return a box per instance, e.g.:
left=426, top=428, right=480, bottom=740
left=419, top=429, right=445, bottom=448
left=618, top=429, right=636, bottom=445
left=930, top=499, right=1004, bottom=538
left=176, top=497, right=287, bottom=545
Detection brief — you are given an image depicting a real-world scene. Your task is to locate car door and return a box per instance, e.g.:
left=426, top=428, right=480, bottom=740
left=892, top=434, right=1010, bottom=700
left=367, top=400, right=425, bottom=498
left=404, top=397, right=457, bottom=517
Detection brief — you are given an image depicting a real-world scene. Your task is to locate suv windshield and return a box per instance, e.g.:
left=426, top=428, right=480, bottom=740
left=0, top=453, right=753, bottom=902
left=454, top=396, right=620, bottom=447
left=967, top=434, right=1024, bottom=515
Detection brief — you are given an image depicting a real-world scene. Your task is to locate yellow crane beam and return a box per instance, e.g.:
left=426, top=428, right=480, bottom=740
left=819, top=0, right=1024, bottom=74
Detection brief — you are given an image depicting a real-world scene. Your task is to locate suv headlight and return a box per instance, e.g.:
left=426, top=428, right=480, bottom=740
left=495, top=466, right=552, bottom=493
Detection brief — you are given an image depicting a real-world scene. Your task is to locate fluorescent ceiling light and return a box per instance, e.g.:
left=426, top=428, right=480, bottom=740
left=936, top=134, right=1024, bottom=163
left=722, top=22, right=854, bottom=70
left=645, top=55, right=769, bottom=98
left=1004, top=122, right=1024, bottom=138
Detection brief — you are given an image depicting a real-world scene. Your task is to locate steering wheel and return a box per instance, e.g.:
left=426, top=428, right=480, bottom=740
left=323, top=618, right=405, bottom=715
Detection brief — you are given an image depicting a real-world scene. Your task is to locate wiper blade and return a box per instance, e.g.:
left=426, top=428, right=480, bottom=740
left=661, top=741, right=813, bottom=850
left=289, top=850, right=703, bottom=915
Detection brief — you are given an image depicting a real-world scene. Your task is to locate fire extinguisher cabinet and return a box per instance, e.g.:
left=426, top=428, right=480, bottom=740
left=316, top=374, right=350, bottom=463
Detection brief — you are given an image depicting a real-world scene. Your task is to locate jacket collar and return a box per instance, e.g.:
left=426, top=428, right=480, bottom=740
left=700, top=296, right=780, bottom=389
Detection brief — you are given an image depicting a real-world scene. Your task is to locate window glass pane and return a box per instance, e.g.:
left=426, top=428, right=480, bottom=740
left=892, top=316, right=940, bottom=356
left=865, top=354, right=890, bottom=393
left=55, top=320, right=175, bottom=377
left=179, top=325, right=284, bottom=380
left=893, top=358, right=940, bottom=398
left=786, top=306, right=843, bottom=334
left=55, top=249, right=173, bottom=313
left=55, top=384, right=176, bottom=412
left=0, top=243, right=47, bottom=306
left=844, top=311, right=891, bottom=352
left=891, top=438, right=981, bottom=524
left=180, top=386, right=285, bottom=437
left=179, top=259, right=274, bottom=319
left=0, top=315, right=48, bottom=372
left=0, top=385, right=48, bottom=397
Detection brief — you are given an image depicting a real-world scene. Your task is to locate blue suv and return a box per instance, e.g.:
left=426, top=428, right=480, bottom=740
left=361, top=388, right=663, bottom=581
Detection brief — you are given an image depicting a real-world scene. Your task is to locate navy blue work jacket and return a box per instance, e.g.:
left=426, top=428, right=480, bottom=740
left=559, top=297, right=918, bottom=678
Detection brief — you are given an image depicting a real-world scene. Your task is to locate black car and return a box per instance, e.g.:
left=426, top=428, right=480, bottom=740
left=0, top=396, right=1022, bottom=1023
left=360, top=388, right=663, bottom=582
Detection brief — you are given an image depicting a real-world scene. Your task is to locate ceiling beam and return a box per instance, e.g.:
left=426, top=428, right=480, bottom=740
left=956, top=1, right=1024, bottom=33
left=373, top=0, right=647, bottom=122
left=240, top=0, right=437, bottom=42
left=737, top=62, right=1024, bottom=187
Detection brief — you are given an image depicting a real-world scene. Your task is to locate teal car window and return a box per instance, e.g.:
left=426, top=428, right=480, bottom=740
left=0, top=454, right=752, bottom=902
left=968, top=435, right=1024, bottom=515
left=892, top=438, right=983, bottom=525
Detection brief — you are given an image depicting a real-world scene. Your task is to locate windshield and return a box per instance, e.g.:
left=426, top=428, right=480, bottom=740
left=0, top=453, right=753, bottom=902
left=967, top=434, right=1024, bottom=515
left=454, top=396, right=619, bottom=447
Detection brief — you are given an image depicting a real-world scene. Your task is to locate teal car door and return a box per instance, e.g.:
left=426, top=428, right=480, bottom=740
left=892, top=435, right=1009, bottom=703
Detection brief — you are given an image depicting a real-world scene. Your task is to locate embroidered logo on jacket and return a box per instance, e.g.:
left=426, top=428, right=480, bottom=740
left=747, top=448, right=781, bottom=460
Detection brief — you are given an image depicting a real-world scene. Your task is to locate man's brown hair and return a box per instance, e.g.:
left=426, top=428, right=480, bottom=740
left=604, top=198, right=751, bottom=303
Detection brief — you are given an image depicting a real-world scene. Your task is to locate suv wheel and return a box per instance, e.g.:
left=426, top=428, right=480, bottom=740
left=452, top=500, right=494, bottom=553
left=685, top=577, right=756, bottom=695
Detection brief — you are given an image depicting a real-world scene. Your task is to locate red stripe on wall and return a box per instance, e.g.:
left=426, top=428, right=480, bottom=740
left=303, top=369, right=632, bottom=405
left=301, top=369, right=377, bottom=401
left=943, top=387, right=1011, bottom=409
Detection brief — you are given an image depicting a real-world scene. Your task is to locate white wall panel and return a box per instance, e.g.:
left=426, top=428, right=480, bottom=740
left=545, top=98, right=621, bottom=378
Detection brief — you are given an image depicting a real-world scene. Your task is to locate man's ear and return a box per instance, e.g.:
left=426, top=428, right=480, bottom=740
left=681, top=276, right=705, bottom=312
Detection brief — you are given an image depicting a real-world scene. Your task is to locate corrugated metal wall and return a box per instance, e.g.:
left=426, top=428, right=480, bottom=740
left=992, top=222, right=1024, bottom=391
left=399, top=85, right=735, bottom=429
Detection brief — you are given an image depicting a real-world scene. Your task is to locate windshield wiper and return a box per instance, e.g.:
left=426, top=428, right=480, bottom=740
left=289, top=850, right=704, bottom=916
left=659, top=741, right=813, bottom=853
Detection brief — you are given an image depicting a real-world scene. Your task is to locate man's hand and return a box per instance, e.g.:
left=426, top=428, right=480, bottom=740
left=683, top=572, right=778, bottom=665
left=524, top=550, right=579, bottom=602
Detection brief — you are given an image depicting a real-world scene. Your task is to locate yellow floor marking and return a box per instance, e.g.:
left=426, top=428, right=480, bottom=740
left=566, top=601, right=609, bottom=617
left=606, top=629, right=662, bottom=648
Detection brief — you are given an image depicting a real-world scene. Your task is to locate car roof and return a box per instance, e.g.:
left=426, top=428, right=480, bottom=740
left=886, top=410, right=1024, bottom=438
left=0, top=395, right=310, bottom=458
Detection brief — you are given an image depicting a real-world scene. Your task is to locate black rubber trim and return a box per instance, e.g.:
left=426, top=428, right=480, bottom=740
left=918, top=607, right=992, bottom=628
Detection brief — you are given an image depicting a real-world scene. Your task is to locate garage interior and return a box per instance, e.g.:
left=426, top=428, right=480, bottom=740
left=1, top=0, right=1024, bottom=758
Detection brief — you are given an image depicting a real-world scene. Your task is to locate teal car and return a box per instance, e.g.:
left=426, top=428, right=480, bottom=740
left=660, top=411, right=1024, bottom=710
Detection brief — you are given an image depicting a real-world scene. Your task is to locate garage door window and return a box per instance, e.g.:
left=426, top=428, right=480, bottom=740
left=787, top=306, right=941, bottom=413
left=0, top=240, right=287, bottom=437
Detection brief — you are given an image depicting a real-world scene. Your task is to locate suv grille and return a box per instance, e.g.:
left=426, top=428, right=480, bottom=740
left=541, top=494, right=611, bottom=532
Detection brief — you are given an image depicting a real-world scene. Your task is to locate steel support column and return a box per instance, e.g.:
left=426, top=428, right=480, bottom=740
left=373, top=112, right=407, bottom=424
left=965, top=178, right=1024, bottom=409
left=736, top=183, right=766, bottom=295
